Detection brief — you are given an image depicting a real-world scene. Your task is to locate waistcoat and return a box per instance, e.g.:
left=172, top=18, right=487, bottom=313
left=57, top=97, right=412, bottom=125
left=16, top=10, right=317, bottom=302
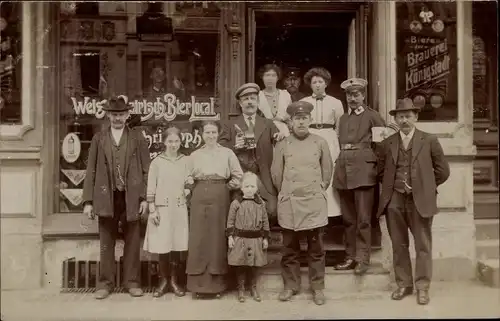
left=110, top=129, right=128, bottom=191
left=394, top=136, right=413, bottom=194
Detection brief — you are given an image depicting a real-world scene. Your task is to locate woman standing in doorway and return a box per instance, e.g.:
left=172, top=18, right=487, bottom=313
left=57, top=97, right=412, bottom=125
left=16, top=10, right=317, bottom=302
left=257, top=64, right=292, bottom=137
left=143, top=127, right=190, bottom=298
left=301, top=67, right=344, bottom=217
left=186, top=121, right=244, bottom=299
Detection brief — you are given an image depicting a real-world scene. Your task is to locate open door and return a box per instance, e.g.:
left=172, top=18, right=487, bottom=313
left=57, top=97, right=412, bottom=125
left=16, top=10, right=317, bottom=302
left=247, top=8, right=256, bottom=82
left=348, top=18, right=357, bottom=78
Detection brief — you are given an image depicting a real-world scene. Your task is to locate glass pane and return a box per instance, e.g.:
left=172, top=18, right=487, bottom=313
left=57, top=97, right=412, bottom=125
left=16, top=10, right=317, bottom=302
left=0, top=2, right=22, bottom=124
left=57, top=2, right=221, bottom=213
left=396, top=2, right=458, bottom=122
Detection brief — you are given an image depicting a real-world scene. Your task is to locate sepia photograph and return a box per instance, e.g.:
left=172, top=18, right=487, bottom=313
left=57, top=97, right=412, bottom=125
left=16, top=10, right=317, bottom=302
left=0, top=1, right=499, bottom=320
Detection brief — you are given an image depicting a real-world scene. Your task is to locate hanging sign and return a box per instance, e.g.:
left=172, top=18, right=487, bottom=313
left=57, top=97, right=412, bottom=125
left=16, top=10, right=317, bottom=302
left=61, top=133, right=81, bottom=163
left=70, top=94, right=220, bottom=122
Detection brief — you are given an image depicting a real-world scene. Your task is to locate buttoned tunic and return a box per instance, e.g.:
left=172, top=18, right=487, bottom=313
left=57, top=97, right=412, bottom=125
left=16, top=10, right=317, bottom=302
left=271, top=133, right=333, bottom=231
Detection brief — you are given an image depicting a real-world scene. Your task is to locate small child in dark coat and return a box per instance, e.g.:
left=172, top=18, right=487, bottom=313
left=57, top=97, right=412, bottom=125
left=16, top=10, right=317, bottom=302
left=226, top=172, right=270, bottom=303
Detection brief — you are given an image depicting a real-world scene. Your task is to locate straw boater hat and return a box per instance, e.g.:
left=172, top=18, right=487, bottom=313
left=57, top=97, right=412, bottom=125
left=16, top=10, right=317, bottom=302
left=102, top=96, right=133, bottom=112
left=389, top=98, right=421, bottom=116
left=235, top=83, right=260, bottom=100
left=286, top=101, right=314, bottom=117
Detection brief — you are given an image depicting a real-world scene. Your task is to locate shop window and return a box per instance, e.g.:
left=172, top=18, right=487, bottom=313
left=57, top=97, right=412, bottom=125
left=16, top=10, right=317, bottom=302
left=57, top=4, right=221, bottom=213
left=0, top=2, right=22, bottom=124
left=396, top=2, right=458, bottom=122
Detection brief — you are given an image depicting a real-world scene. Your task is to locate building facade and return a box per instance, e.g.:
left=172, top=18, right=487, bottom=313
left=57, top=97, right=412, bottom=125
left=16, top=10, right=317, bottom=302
left=0, top=1, right=498, bottom=289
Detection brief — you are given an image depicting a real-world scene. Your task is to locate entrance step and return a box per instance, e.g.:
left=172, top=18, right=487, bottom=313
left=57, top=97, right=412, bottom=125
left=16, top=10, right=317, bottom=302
left=477, top=259, right=500, bottom=288
left=475, top=219, right=500, bottom=241
left=476, top=239, right=500, bottom=260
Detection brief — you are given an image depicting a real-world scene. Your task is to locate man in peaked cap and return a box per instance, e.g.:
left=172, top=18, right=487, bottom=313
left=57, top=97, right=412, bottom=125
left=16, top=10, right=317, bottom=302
left=271, top=101, right=333, bottom=305
left=377, top=98, right=449, bottom=305
left=333, top=77, right=386, bottom=276
left=283, top=67, right=306, bottom=102
left=83, top=95, right=151, bottom=300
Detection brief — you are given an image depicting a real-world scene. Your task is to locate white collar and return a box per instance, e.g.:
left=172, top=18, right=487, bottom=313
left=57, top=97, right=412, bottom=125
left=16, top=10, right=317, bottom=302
left=348, top=106, right=365, bottom=115
left=400, top=127, right=416, bottom=140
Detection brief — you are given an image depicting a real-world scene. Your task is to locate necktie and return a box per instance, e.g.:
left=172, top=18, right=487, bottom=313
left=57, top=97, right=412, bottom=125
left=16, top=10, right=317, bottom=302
left=247, top=116, right=255, bottom=133
left=403, top=135, right=411, bottom=150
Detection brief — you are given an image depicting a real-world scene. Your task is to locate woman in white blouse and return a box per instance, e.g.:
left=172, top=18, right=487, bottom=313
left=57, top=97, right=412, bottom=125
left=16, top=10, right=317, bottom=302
left=257, top=64, right=292, bottom=137
left=301, top=67, right=344, bottom=217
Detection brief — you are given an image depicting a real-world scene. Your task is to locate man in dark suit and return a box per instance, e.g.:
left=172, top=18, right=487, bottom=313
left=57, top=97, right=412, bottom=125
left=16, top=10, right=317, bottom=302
left=377, top=98, right=450, bottom=305
left=82, top=96, right=151, bottom=300
left=219, top=83, right=285, bottom=221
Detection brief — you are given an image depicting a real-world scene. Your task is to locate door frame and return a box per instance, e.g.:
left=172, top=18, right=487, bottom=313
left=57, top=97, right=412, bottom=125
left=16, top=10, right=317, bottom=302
left=246, top=2, right=370, bottom=85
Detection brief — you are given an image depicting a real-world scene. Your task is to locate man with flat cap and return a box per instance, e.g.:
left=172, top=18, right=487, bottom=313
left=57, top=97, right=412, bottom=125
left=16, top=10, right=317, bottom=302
left=377, top=98, right=449, bottom=305
left=219, top=83, right=286, bottom=221
left=283, top=68, right=306, bottom=102
left=271, top=101, right=333, bottom=305
left=333, top=78, right=386, bottom=275
left=82, top=96, right=151, bottom=300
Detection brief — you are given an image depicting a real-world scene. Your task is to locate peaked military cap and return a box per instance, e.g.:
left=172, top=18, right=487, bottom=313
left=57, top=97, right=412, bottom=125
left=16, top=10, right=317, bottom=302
left=235, top=83, right=260, bottom=100
left=340, top=77, right=368, bottom=91
left=286, top=101, right=314, bottom=116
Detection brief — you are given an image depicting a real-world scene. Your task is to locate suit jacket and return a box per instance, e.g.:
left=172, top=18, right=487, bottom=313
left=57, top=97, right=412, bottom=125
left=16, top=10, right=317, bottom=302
left=376, top=129, right=450, bottom=218
left=82, top=126, right=151, bottom=221
left=219, top=114, right=279, bottom=202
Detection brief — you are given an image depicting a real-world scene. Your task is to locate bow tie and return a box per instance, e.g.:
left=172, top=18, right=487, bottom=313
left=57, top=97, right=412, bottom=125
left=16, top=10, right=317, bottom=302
left=313, top=94, right=326, bottom=101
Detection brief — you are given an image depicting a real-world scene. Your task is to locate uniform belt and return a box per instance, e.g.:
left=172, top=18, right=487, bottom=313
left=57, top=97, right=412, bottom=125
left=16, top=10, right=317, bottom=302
left=234, top=228, right=264, bottom=238
left=340, top=143, right=372, bottom=150
left=309, top=123, right=335, bottom=129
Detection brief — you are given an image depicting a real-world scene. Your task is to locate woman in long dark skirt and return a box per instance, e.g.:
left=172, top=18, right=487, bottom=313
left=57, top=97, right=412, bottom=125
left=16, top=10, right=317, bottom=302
left=186, top=121, right=243, bottom=299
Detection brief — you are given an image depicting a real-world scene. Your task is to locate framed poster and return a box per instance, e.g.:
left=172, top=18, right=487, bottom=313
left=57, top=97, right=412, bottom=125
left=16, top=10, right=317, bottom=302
left=396, top=2, right=458, bottom=122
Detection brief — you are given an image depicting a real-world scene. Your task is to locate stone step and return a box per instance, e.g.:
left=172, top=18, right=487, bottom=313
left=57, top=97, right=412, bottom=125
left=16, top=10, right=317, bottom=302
left=476, top=239, right=500, bottom=260
left=475, top=219, right=500, bottom=241
left=476, top=259, right=500, bottom=288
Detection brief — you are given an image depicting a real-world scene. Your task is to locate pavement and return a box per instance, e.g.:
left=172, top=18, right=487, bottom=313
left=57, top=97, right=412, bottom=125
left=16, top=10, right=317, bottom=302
left=1, top=280, right=500, bottom=320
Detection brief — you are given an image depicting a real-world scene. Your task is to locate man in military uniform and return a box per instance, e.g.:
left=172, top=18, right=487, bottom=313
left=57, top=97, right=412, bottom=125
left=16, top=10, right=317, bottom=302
left=219, top=83, right=285, bottom=220
left=284, top=68, right=306, bottom=102
left=271, top=101, right=333, bottom=306
left=333, top=78, right=386, bottom=275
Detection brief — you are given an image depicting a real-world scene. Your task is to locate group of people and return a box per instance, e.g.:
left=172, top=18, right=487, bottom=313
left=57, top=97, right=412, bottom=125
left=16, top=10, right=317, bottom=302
left=82, top=65, right=450, bottom=307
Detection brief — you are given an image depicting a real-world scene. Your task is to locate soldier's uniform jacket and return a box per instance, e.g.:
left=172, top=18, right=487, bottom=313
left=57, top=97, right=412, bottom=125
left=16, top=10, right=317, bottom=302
left=333, top=106, right=385, bottom=190
left=271, top=133, right=333, bottom=231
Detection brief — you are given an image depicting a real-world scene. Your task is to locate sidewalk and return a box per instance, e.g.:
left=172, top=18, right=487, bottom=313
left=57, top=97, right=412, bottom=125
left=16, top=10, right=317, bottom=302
left=2, top=281, right=499, bottom=320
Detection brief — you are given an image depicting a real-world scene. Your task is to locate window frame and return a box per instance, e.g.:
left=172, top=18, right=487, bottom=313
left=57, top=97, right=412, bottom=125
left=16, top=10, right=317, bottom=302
left=0, top=3, right=35, bottom=140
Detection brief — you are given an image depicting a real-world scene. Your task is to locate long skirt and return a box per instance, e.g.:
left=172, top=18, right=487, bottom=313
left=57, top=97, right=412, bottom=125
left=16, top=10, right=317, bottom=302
left=186, top=180, right=230, bottom=294
left=309, top=127, right=342, bottom=217
left=143, top=205, right=189, bottom=254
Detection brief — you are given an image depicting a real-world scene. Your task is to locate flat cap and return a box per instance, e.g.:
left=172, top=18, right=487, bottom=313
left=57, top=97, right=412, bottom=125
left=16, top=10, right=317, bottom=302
left=340, top=77, right=368, bottom=91
left=235, top=82, right=260, bottom=100
left=286, top=101, right=314, bottom=117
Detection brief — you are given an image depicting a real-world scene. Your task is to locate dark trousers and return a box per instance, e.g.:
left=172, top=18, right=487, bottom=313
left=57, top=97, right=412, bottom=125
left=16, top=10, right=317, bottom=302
left=97, top=191, right=141, bottom=290
left=281, top=227, right=325, bottom=291
left=386, top=190, right=433, bottom=290
left=338, top=186, right=375, bottom=264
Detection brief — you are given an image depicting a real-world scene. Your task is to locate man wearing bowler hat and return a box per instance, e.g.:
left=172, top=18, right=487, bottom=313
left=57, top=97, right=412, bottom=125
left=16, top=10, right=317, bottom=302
left=220, top=83, right=285, bottom=220
left=82, top=96, right=151, bottom=300
left=271, top=101, right=333, bottom=305
left=333, top=78, right=386, bottom=275
left=377, top=98, right=449, bottom=305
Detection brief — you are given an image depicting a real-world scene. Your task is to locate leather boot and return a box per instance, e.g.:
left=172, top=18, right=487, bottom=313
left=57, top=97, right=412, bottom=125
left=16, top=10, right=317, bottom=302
left=153, top=255, right=169, bottom=298
left=237, top=268, right=246, bottom=303
left=250, top=267, right=261, bottom=302
left=169, top=261, right=185, bottom=297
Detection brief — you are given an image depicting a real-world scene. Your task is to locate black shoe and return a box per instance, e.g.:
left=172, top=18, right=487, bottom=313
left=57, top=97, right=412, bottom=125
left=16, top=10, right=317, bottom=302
left=391, top=287, right=413, bottom=300
left=153, top=278, right=168, bottom=298
left=278, top=289, right=298, bottom=302
left=169, top=263, right=186, bottom=297
left=417, top=289, right=430, bottom=305
left=354, top=262, right=369, bottom=275
left=334, top=259, right=357, bottom=270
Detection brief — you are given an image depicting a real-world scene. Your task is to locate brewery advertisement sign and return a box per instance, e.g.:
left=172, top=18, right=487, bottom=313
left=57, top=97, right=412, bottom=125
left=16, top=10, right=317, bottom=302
left=71, top=93, right=219, bottom=157
left=396, top=2, right=458, bottom=121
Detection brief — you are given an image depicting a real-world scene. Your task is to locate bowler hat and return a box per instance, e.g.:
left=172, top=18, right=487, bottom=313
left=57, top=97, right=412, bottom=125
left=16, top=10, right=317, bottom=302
left=389, top=98, right=421, bottom=116
left=286, top=101, right=314, bottom=117
left=102, top=96, right=133, bottom=112
left=235, top=83, right=260, bottom=100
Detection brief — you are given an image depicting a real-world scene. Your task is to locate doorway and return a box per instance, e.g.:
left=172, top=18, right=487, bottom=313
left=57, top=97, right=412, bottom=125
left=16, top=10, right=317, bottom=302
left=250, top=11, right=355, bottom=104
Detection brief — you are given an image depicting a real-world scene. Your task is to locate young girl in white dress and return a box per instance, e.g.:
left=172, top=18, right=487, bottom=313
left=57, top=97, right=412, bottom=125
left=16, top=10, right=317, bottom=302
left=301, top=67, right=344, bottom=217
left=144, top=126, right=192, bottom=298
